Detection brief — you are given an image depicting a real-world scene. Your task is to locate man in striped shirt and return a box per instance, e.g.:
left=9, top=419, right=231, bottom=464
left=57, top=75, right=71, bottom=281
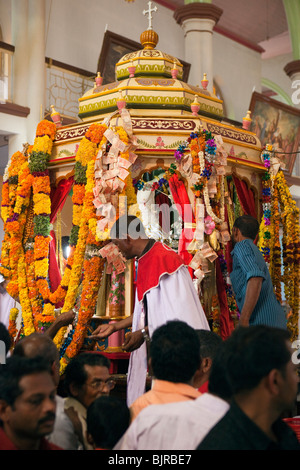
left=230, top=215, right=287, bottom=329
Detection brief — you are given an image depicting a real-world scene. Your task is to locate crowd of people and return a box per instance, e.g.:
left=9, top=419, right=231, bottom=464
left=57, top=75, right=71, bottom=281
left=0, top=215, right=299, bottom=450
left=0, top=321, right=299, bottom=451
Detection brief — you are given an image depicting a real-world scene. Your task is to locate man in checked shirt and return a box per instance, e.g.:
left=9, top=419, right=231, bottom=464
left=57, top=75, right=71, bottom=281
left=230, top=215, right=287, bottom=329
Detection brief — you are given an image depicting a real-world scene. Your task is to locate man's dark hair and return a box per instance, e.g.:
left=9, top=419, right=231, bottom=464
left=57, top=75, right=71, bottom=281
left=0, top=355, right=52, bottom=407
left=233, top=215, right=259, bottom=240
left=149, top=320, right=201, bottom=383
left=207, top=341, right=233, bottom=401
left=0, top=322, right=11, bottom=356
left=64, top=352, right=111, bottom=396
left=87, top=396, right=130, bottom=449
left=196, top=329, right=223, bottom=362
left=110, top=215, right=147, bottom=240
left=222, top=325, right=291, bottom=395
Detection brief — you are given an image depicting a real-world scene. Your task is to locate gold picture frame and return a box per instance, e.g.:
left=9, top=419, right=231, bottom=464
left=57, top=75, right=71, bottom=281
left=249, top=91, right=300, bottom=176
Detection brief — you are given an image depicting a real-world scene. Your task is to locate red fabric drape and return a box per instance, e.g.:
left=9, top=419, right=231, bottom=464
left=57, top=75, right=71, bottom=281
left=224, top=204, right=233, bottom=273
left=49, top=176, right=74, bottom=295
left=232, top=175, right=256, bottom=218
left=50, top=177, right=74, bottom=224
left=215, top=256, right=235, bottom=340
left=168, top=174, right=195, bottom=274
left=155, top=192, right=171, bottom=235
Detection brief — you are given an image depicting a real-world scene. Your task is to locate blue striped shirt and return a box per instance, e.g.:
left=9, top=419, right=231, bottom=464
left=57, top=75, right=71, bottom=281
left=230, top=239, right=287, bottom=329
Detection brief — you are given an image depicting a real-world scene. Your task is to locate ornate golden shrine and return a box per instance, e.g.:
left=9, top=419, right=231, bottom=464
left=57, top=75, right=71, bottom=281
left=47, top=25, right=264, bottom=340
left=4, top=19, right=298, bottom=376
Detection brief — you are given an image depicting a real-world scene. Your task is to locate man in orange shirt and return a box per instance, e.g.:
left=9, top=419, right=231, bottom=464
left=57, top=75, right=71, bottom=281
left=130, top=320, right=202, bottom=420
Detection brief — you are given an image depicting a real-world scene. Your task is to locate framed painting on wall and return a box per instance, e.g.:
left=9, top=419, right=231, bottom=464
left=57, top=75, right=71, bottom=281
left=98, top=30, right=190, bottom=85
left=249, top=91, right=300, bottom=175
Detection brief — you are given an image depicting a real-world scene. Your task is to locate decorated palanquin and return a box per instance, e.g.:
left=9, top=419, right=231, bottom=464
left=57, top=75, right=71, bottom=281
left=1, top=23, right=299, bottom=374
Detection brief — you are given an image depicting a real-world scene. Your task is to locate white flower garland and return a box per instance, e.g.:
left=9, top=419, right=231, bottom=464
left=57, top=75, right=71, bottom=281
left=199, top=150, right=225, bottom=224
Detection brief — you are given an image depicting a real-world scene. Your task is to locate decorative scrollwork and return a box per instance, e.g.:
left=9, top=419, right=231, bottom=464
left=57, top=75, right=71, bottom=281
left=131, top=118, right=196, bottom=131
left=207, top=123, right=257, bottom=145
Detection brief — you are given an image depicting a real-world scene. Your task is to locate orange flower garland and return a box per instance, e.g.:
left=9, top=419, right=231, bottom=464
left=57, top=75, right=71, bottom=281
left=269, top=180, right=282, bottom=303
left=7, top=307, right=19, bottom=347
left=276, top=170, right=300, bottom=340
left=18, top=249, right=35, bottom=336
left=0, top=150, right=30, bottom=284
left=1, top=119, right=133, bottom=372
left=29, top=120, right=58, bottom=329
left=3, top=153, right=34, bottom=334
left=259, top=148, right=300, bottom=341
left=58, top=123, right=107, bottom=373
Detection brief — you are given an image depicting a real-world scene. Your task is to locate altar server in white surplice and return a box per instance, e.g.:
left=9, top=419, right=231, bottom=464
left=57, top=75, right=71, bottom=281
left=91, top=215, right=210, bottom=406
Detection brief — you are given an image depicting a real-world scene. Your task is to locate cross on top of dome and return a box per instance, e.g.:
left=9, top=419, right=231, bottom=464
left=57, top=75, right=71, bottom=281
left=143, top=1, right=158, bottom=31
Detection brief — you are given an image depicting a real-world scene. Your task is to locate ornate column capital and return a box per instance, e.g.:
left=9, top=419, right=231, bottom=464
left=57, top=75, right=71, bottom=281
left=284, top=60, right=300, bottom=78
left=174, top=3, right=223, bottom=26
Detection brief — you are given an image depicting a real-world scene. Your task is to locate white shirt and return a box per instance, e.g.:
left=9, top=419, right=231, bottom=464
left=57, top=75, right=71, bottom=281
left=114, top=393, right=230, bottom=450
left=0, top=288, right=15, bottom=328
left=47, top=396, right=83, bottom=450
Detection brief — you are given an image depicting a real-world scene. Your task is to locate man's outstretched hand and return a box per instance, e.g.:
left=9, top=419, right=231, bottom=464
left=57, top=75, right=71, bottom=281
left=45, top=310, right=76, bottom=339
left=90, top=323, right=116, bottom=341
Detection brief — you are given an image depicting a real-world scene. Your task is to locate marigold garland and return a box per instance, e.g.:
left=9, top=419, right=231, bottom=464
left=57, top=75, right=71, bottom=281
left=8, top=307, right=19, bottom=346
left=58, top=124, right=108, bottom=373
left=269, top=180, right=282, bottom=303
left=0, top=150, right=30, bottom=282
left=0, top=149, right=33, bottom=316
left=28, top=121, right=107, bottom=338
left=258, top=147, right=273, bottom=263
left=258, top=145, right=300, bottom=340
left=17, top=249, right=35, bottom=336
left=1, top=118, right=139, bottom=372
left=28, top=120, right=58, bottom=329
left=276, top=170, right=300, bottom=339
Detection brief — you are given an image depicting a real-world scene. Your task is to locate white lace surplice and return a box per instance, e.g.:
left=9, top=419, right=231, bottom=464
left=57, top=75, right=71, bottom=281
left=127, top=266, right=209, bottom=406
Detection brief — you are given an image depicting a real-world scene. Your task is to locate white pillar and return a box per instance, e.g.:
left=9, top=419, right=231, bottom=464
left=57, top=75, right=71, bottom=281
left=8, top=0, right=30, bottom=157
left=181, top=17, right=215, bottom=89
left=12, top=0, right=29, bottom=107
left=174, top=3, right=222, bottom=90
left=27, top=0, right=46, bottom=143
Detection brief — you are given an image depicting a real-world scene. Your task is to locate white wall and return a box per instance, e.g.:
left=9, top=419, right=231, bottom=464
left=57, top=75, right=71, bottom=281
left=213, top=32, right=262, bottom=122
left=0, top=0, right=12, bottom=42
left=44, top=0, right=184, bottom=73
left=261, top=52, right=299, bottom=107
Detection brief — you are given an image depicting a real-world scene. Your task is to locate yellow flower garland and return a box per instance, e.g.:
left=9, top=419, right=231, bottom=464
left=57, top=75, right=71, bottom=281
left=58, top=125, right=108, bottom=373
left=276, top=170, right=300, bottom=339
left=0, top=151, right=30, bottom=284
left=52, top=124, right=107, bottom=352
left=259, top=148, right=300, bottom=340
left=8, top=307, right=19, bottom=346
left=1, top=119, right=136, bottom=372
left=29, top=120, right=57, bottom=329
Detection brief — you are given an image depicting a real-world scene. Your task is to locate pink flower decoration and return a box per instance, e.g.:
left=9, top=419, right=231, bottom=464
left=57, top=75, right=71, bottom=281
left=204, top=215, right=215, bottom=235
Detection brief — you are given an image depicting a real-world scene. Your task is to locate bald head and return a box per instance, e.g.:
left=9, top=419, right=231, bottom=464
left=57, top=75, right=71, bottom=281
left=13, top=333, right=60, bottom=386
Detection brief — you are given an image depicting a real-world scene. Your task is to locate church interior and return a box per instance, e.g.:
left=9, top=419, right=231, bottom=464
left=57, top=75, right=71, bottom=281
left=0, top=0, right=300, bottom=451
